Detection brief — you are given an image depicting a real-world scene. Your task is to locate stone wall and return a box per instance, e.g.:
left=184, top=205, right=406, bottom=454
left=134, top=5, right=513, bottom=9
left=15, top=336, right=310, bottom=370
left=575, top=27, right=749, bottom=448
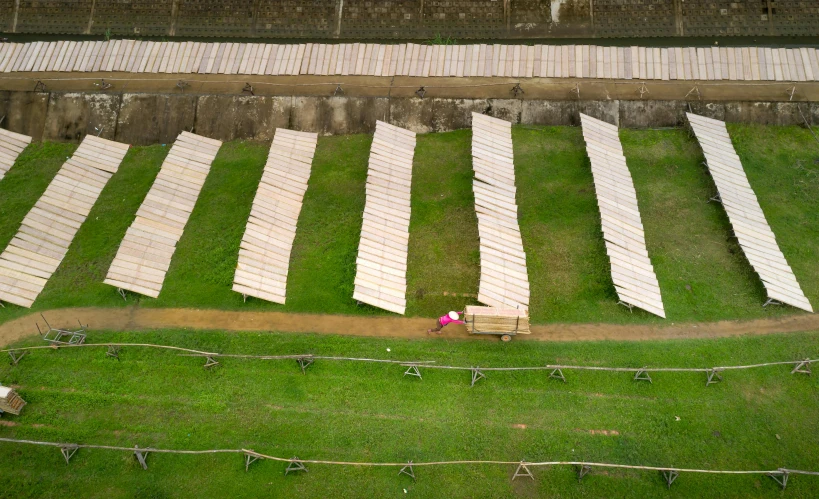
left=2, top=0, right=816, bottom=39
left=0, top=90, right=815, bottom=145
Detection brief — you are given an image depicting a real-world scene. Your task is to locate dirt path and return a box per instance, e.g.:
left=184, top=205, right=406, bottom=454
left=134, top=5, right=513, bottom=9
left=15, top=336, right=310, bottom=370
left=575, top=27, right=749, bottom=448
left=1, top=306, right=818, bottom=347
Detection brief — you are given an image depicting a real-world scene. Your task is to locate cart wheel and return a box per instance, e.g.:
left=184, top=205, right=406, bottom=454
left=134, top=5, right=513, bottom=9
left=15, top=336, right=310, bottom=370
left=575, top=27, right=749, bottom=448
left=500, top=334, right=512, bottom=342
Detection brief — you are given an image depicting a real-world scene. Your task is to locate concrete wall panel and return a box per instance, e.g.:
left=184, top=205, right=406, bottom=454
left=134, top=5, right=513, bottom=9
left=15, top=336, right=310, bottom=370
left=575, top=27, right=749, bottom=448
left=193, top=95, right=292, bottom=142
left=487, top=99, right=523, bottom=124
left=116, top=93, right=197, bottom=146
left=520, top=100, right=575, bottom=126
left=430, top=99, right=490, bottom=132
left=42, top=93, right=121, bottom=142
left=4, top=92, right=49, bottom=142
left=619, top=100, right=681, bottom=128
left=389, top=98, right=435, bottom=134
left=4, top=91, right=817, bottom=145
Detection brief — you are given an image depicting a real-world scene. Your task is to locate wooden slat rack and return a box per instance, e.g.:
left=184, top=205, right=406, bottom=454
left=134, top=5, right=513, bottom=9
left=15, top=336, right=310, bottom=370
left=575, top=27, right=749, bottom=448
left=232, top=128, right=318, bottom=304
left=104, top=132, right=222, bottom=298
left=472, top=112, right=530, bottom=312
left=580, top=113, right=666, bottom=318
left=353, top=120, right=416, bottom=315
left=687, top=113, right=813, bottom=313
left=2, top=40, right=819, bottom=83
left=0, top=386, right=26, bottom=416
left=0, top=128, right=32, bottom=182
left=0, top=135, right=128, bottom=308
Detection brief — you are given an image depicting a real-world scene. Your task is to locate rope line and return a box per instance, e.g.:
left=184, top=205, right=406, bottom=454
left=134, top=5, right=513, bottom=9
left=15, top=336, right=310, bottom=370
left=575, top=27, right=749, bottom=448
left=1, top=342, right=813, bottom=373
left=1, top=343, right=217, bottom=355
left=0, top=342, right=434, bottom=365
left=0, top=437, right=815, bottom=477
left=403, top=359, right=818, bottom=373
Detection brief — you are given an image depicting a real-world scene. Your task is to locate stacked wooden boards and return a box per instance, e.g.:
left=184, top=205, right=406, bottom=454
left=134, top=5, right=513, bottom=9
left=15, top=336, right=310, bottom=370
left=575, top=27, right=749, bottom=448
left=464, top=305, right=530, bottom=335
left=353, top=121, right=416, bottom=315
left=687, top=113, right=813, bottom=313
left=580, top=113, right=666, bottom=318
left=0, top=129, right=32, bottom=182
left=3, top=40, right=819, bottom=82
left=104, top=132, right=222, bottom=298
left=472, top=113, right=530, bottom=312
left=233, top=129, right=318, bottom=304
left=0, top=136, right=127, bottom=308
left=0, top=386, right=26, bottom=415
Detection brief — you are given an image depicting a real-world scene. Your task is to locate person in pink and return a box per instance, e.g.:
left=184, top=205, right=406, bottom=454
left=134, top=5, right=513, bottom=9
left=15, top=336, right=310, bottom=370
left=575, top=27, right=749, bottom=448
left=427, top=311, right=465, bottom=335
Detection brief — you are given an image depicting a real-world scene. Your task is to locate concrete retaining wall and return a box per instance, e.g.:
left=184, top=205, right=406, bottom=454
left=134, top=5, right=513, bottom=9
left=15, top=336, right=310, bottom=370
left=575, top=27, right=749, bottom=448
left=0, top=91, right=816, bottom=145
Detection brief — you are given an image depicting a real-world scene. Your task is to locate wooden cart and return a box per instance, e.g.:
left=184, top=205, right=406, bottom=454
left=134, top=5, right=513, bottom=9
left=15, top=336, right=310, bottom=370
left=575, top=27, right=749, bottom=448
left=464, top=305, right=530, bottom=342
left=0, top=385, right=26, bottom=416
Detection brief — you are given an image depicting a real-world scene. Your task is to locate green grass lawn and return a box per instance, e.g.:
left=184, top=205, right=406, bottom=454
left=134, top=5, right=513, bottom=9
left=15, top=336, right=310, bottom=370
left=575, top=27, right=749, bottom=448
left=0, top=142, right=78, bottom=250
left=0, top=329, right=817, bottom=497
left=406, top=130, right=480, bottom=316
left=0, top=125, right=817, bottom=325
left=621, top=128, right=773, bottom=321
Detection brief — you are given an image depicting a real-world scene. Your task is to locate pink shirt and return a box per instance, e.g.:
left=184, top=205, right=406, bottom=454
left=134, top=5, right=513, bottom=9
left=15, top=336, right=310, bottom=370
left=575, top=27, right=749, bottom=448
left=439, top=314, right=465, bottom=326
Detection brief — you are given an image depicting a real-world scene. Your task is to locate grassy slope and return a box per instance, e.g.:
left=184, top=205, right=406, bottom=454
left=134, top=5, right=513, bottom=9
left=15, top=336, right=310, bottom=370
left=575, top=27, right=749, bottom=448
left=515, top=126, right=819, bottom=323
left=149, top=141, right=268, bottom=310
left=514, top=126, right=618, bottom=323
left=284, top=134, right=372, bottom=314
left=727, top=124, right=819, bottom=308
left=0, top=144, right=164, bottom=323
left=0, top=125, right=817, bottom=325
left=0, top=142, right=77, bottom=250
left=406, top=129, right=480, bottom=316
left=0, top=330, right=817, bottom=498
left=621, top=128, right=778, bottom=321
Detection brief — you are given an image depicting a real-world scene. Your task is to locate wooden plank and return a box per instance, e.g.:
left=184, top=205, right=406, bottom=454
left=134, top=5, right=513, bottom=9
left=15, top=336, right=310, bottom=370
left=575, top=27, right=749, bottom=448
left=232, top=129, right=317, bottom=304
left=580, top=112, right=665, bottom=317
left=687, top=112, right=812, bottom=312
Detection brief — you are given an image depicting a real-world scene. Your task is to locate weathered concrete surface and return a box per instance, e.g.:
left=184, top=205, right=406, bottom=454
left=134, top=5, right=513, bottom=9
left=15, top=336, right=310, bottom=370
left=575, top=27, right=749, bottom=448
left=116, top=93, right=197, bottom=145
left=42, top=93, right=121, bottom=141
left=390, top=98, right=491, bottom=133
left=194, top=95, right=291, bottom=142
left=619, top=100, right=682, bottom=128
left=575, top=101, right=620, bottom=126
left=522, top=100, right=619, bottom=126
left=687, top=102, right=726, bottom=122
left=617, top=100, right=778, bottom=128
left=487, top=99, right=523, bottom=124
left=291, top=97, right=389, bottom=135
left=430, top=99, right=490, bottom=132
left=1, top=91, right=817, bottom=145
left=809, top=103, right=819, bottom=124
left=0, top=91, right=49, bottom=141
left=724, top=102, right=803, bottom=127
left=389, top=98, right=435, bottom=134
left=521, top=100, right=575, bottom=126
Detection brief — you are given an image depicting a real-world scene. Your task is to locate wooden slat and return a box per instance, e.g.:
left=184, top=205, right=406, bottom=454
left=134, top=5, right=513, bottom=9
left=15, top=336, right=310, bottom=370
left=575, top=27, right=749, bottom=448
left=470, top=113, right=530, bottom=312
left=233, top=129, right=317, bottom=304
left=12, top=41, right=819, bottom=83
left=353, top=121, right=416, bottom=315
left=687, top=113, right=812, bottom=312
left=104, top=133, right=221, bottom=298
left=580, top=113, right=665, bottom=317
left=0, top=136, right=128, bottom=308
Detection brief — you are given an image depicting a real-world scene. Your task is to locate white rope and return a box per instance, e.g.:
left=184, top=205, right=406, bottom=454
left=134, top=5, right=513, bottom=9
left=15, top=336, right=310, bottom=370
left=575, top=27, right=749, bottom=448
left=0, top=437, right=814, bottom=477
left=2, top=342, right=812, bottom=372
left=0, top=343, right=434, bottom=365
